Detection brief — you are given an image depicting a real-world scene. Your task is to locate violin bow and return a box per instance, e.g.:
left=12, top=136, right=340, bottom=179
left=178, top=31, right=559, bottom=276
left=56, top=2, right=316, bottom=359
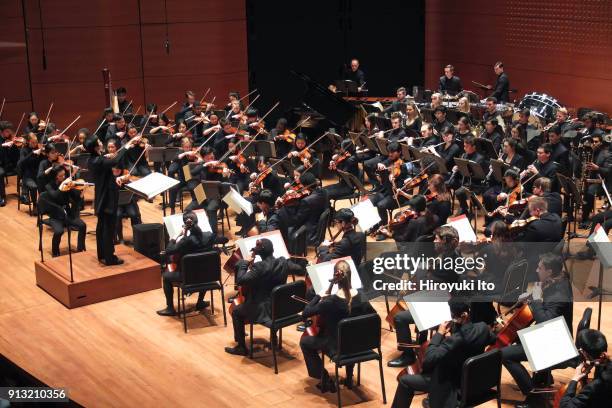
left=0, top=97, right=4, bottom=119
left=121, top=100, right=133, bottom=116
left=127, top=106, right=142, bottom=127
left=14, top=113, right=26, bottom=137
left=199, top=88, right=211, bottom=105
left=42, top=102, right=54, bottom=138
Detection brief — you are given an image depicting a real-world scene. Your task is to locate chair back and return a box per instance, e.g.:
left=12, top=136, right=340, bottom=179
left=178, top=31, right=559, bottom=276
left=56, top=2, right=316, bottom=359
left=181, top=251, right=221, bottom=287
left=459, top=349, right=502, bottom=407
left=337, top=313, right=381, bottom=357
left=576, top=307, right=592, bottom=336
left=313, top=208, right=331, bottom=247
left=270, top=280, right=306, bottom=320
left=37, top=192, right=65, bottom=220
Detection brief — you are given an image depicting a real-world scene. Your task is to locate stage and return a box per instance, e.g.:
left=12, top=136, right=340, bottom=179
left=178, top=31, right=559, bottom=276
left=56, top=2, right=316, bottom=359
left=0, top=180, right=610, bottom=407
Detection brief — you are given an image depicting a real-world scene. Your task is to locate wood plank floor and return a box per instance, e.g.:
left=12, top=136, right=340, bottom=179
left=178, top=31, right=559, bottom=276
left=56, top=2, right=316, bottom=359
left=0, top=175, right=610, bottom=407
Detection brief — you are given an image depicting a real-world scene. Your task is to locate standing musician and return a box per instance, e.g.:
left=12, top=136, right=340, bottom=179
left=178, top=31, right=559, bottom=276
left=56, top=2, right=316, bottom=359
left=546, top=126, right=571, bottom=175
left=269, top=118, right=295, bottom=159
left=448, top=135, right=488, bottom=217
left=438, top=64, right=463, bottom=96
left=520, top=143, right=559, bottom=192
left=501, top=253, right=573, bottom=406
left=369, top=142, right=409, bottom=241
left=44, top=165, right=87, bottom=257
left=426, top=174, right=452, bottom=226
left=156, top=211, right=228, bottom=317
left=17, top=133, right=44, bottom=206
left=391, top=300, right=495, bottom=408
left=224, top=238, right=300, bottom=356
left=85, top=134, right=138, bottom=266
left=344, top=58, right=366, bottom=91
left=376, top=195, right=438, bottom=245
left=580, top=134, right=611, bottom=227
left=325, top=139, right=359, bottom=200
left=317, top=208, right=365, bottom=266
left=0, top=121, right=18, bottom=206
left=487, top=61, right=510, bottom=103
left=299, top=260, right=375, bottom=393
left=559, top=329, right=612, bottom=408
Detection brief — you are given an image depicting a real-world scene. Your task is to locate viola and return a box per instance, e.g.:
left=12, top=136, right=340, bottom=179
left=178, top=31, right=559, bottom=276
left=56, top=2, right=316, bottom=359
left=277, top=187, right=311, bottom=207
left=206, top=161, right=232, bottom=175
left=329, top=151, right=351, bottom=170
left=252, top=166, right=272, bottom=186
left=377, top=158, right=403, bottom=178
left=425, top=192, right=438, bottom=202
left=59, top=178, right=94, bottom=192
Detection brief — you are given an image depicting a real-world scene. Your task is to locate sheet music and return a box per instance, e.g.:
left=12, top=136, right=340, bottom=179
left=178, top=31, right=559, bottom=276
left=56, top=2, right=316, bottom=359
left=193, top=183, right=206, bottom=204
left=444, top=214, right=477, bottom=242
left=163, top=209, right=212, bottom=238
left=126, top=172, right=180, bottom=200
left=518, top=316, right=578, bottom=372
left=306, top=256, right=362, bottom=295
left=588, top=224, right=612, bottom=268
left=404, top=291, right=451, bottom=332
left=236, top=230, right=289, bottom=263
left=222, top=187, right=253, bottom=216
left=351, top=199, right=382, bottom=232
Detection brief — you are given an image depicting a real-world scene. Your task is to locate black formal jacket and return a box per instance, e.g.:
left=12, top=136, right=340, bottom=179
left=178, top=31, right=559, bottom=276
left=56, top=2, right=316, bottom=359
left=44, top=180, right=82, bottom=220
left=491, top=72, right=510, bottom=103
left=18, top=146, right=43, bottom=180
left=317, top=229, right=365, bottom=265
left=392, top=214, right=439, bottom=243
left=439, top=75, right=463, bottom=96
left=88, top=148, right=128, bottom=215
left=517, top=212, right=563, bottom=242
left=529, top=277, right=573, bottom=333
left=560, top=362, right=612, bottom=408
left=165, top=228, right=220, bottom=258
left=283, top=187, right=329, bottom=243
left=422, top=321, right=496, bottom=408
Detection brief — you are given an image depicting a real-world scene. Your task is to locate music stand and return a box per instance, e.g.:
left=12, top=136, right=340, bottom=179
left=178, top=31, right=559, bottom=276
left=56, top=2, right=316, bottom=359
left=400, top=143, right=413, bottom=161
left=468, top=190, right=487, bottom=231
left=148, top=133, right=167, bottom=147
left=334, top=79, right=359, bottom=96
left=254, top=140, right=276, bottom=158
left=408, top=146, right=424, bottom=161
left=359, top=133, right=379, bottom=153
left=421, top=151, right=448, bottom=175
left=375, top=138, right=389, bottom=156
left=373, top=115, right=391, bottom=131
left=490, top=159, right=510, bottom=183
left=475, top=137, right=497, bottom=160
left=557, top=173, right=583, bottom=242
left=118, top=189, right=134, bottom=206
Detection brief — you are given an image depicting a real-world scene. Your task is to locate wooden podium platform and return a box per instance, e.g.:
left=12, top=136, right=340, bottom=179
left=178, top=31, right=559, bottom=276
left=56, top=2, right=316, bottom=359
left=34, top=245, right=161, bottom=308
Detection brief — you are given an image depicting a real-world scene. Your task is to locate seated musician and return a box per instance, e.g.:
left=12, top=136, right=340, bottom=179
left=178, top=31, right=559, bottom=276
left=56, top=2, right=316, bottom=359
left=112, top=163, right=142, bottom=244
left=288, top=134, right=321, bottom=179
left=514, top=196, right=563, bottom=243
left=364, top=114, right=406, bottom=191
left=317, top=208, right=364, bottom=266
left=511, top=124, right=536, bottom=164
left=454, top=116, right=474, bottom=141
left=354, top=114, right=378, bottom=163
left=437, top=126, right=461, bottom=173
left=156, top=211, right=228, bottom=317
left=36, top=144, right=65, bottom=193
left=227, top=100, right=243, bottom=127
left=404, top=102, right=423, bottom=134
left=167, top=137, right=200, bottom=214
left=559, top=329, right=612, bottom=408
left=425, top=174, right=452, bottom=226
left=0, top=120, right=18, bottom=206
left=483, top=168, right=521, bottom=220
left=369, top=142, right=409, bottom=241
left=244, top=108, right=267, bottom=139
left=391, top=300, right=496, bottom=408
left=123, top=125, right=151, bottom=177
left=225, top=238, right=302, bottom=356
left=482, top=118, right=504, bottom=154
left=325, top=139, right=359, bottom=200
left=138, top=103, right=159, bottom=132
left=96, top=108, right=114, bottom=141
left=277, top=172, right=328, bottom=245
left=418, top=122, right=441, bottom=148
left=250, top=157, right=285, bottom=198
left=104, top=114, right=127, bottom=142
left=269, top=118, right=294, bottom=159
left=429, top=93, right=442, bottom=110
left=383, top=87, right=408, bottom=115
left=433, top=106, right=454, bottom=136
left=448, top=135, right=489, bottom=217
left=377, top=195, right=438, bottom=245
left=513, top=108, right=539, bottom=151
left=388, top=226, right=461, bottom=368
left=226, top=138, right=254, bottom=193
left=184, top=103, right=206, bottom=144
left=518, top=177, right=562, bottom=218
left=501, top=253, right=573, bottom=407
left=580, top=134, right=611, bottom=229
left=236, top=189, right=287, bottom=240
left=17, top=132, right=44, bottom=206
left=482, top=96, right=499, bottom=123
left=165, top=121, right=190, bottom=148
left=44, top=165, right=87, bottom=257
left=299, top=260, right=375, bottom=393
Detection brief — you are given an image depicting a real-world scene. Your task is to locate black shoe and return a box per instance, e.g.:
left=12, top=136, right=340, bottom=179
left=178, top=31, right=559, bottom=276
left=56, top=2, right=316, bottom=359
left=0, top=199, right=5, bottom=207
left=103, top=257, right=124, bottom=266
left=316, top=375, right=337, bottom=393
left=576, top=248, right=596, bottom=260
left=195, top=300, right=210, bottom=311
left=375, top=233, right=387, bottom=241
left=343, top=376, right=354, bottom=390
left=387, top=352, right=416, bottom=368
left=156, top=307, right=177, bottom=316
left=224, top=345, right=248, bottom=356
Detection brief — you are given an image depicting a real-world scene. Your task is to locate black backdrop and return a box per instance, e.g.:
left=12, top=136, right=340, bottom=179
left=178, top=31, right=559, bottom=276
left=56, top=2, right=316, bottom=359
left=245, top=0, right=425, bottom=123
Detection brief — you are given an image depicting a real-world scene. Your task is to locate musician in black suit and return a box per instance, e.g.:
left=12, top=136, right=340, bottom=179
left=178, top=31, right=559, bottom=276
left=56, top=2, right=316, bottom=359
left=516, top=197, right=563, bottom=242
left=522, top=177, right=562, bottom=217
left=438, top=64, right=463, bottom=96
left=317, top=208, right=365, bottom=266
left=17, top=133, right=44, bottom=205
left=581, top=134, right=612, bottom=226
left=104, top=114, right=127, bottom=143
left=437, top=127, right=461, bottom=173
left=521, top=143, right=559, bottom=192
left=44, top=165, right=87, bottom=257
left=325, top=139, right=359, bottom=200
left=433, top=106, right=454, bottom=137
left=343, top=58, right=366, bottom=90
left=488, top=61, right=510, bottom=103
left=448, top=136, right=488, bottom=216
left=383, top=87, right=408, bottom=115
left=502, top=253, right=573, bottom=406
left=85, top=134, right=136, bottom=266
left=559, top=329, right=612, bottom=408
left=377, top=195, right=438, bottom=245
left=156, top=211, right=228, bottom=317
left=225, top=239, right=301, bottom=356
left=391, top=300, right=496, bottom=408
left=547, top=126, right=571, bottom=175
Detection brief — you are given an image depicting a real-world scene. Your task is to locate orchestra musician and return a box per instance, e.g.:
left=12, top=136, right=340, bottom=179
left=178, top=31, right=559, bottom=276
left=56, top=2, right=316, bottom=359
left=325, top=139, right=359, bottom=200
left=23, top=112, right=44, bottom=140
left=288, top=134, right=321, bottom=178
left=482, top=118, right=504, bottom=154
left=105, top=114, right=127, bottom=142
left=156, top=211, right=228, bottom=317
left=175, top=90, right=196, bottom=123
left=0, top=120, right=17, bottom=206
left=391, top=300, right=496, bottom=408
left=36, top=144, right=64, bottom=193
left=437, top=126, right=461, bottom=172
left=425, top=174, right=452, bottom=226
left=580, top=134, right=611, bottom=228
left=96, top=108, right=115, bottom=141
left=383, top=87, right=408, bottom=115
left=184, top=103, right=207, bottom=144
left=112, top=163, right=142, bottom=244
left=404, top=102, right=423, bottom=134
left=344, top=58, right=366, bottom=91
left=501, top=253, right=573, bottom=407
left=514, top=196, right=563, bottom=243
left=454, top=116, right=473, bottom=141
left=487, top=61, right=510, bottom=103
left=17, top=132, right=44, bottom=206
left=574, top=112, right=605, bottom=147
left=115, top=87, right=133, bottom=116
left=482, top=97, right=500, bottom=124
left=483, top=168, right=521, bottom=217
left=559, top=329, right=612, bottom=408
left=317, top=208, right=365, bottom=266
left=448, top=135, right=489, bottom=217
left=299, top=260, right=375, bottom=393
left=438, top=64, right=463, bottom=96
left=377, top=195, right=438, bottom=245
left=546, top=124, right=572, bottom=174
left=167, top=137, right=200, bottom=214
left=44, top=165, right=87, bottom=257
left=224, top=238, right=302, bottom=356
left=430, top=93, right=443, bottom=110
left=269, top=118, right=294, bottom=159
left=123, top=124, right=151, bottom=177
left=432, top=106, right=454, bottom=136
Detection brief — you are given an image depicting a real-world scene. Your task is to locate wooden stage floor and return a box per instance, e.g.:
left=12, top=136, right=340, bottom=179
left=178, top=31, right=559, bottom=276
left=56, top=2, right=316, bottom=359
left=0, top=177, right=610, bottom=407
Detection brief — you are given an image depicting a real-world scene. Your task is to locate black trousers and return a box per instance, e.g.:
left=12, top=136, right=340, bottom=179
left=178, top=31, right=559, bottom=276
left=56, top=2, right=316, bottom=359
left=22, top=177, right=38, bottom=204
left=96, top=212, right=118, bottom=262
left=129, top=164, right=151, bottom=178
left=393, top=310, right=427, bottom=358
left=323, top=182, right=353, bottom=201
left=300, top=335, right=354, bottom=382
left=0, top=167, right=5, bottom=198
left=231, top=303, right=250, bottom=346
left=582, top=183, right=602, bottom=221
left=370, top=192, right=401, bottom=226
left=116, top=202, right=142, bottom=240
left=364, top=156, right=384, bottom=188
left=502, top=344, right=534, bottom=395
left=161, top=269, right=204, bottom=309
left=48, top=217, right=86, bottom=256
left=589, top=210, right=612, bottom=235
left=392, top=373, right=431, bottom=408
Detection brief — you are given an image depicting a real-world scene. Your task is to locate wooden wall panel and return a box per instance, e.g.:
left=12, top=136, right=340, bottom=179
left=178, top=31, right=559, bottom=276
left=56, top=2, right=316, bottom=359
left=139, top=0, right=246, bottom=24
left=425, top=0, right=612, bottom=114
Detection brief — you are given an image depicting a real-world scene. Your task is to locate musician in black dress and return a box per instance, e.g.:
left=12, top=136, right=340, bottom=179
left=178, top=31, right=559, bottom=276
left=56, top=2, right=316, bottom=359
left=426, top=174, right=452, bottom=226
left=438, top=64, right=463, bottom=96
left=437, top=126, right=461, bottom=174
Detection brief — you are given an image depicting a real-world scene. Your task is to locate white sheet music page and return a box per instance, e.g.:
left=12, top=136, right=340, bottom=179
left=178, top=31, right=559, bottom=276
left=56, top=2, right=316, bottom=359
left=163, top=209, right=212, bottom=239
left=404, top=291, right=451, bottom=332
left=351, top=199, right=382, bottom=232
left=518, top=316, right=578, bottom=372
left=126, top=172, right=180, bottom=200
left=306, top=257, right=362, bottom=295
left=444, top=214, right=477, bottom=242
left=588, top=224, right=612, bottom=268
left=222, top=187, right=253, bottom=216
left=235, top=230, right=289, bottom=263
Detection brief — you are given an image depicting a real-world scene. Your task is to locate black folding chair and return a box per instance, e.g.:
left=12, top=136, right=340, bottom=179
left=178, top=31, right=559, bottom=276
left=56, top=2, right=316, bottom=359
left=36, top=192, right=70, bottom=263
left=458, top=349, right=502, bottom=408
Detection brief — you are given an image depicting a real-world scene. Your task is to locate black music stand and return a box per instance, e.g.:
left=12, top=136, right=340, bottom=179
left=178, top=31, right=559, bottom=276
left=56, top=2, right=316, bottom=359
left=147, top=133, right=167, bottom=147
left=401, top=144, right=413, bottom=161
left=557, top=173, right=584, bottom=243
left=334, top=79, right=359, bottom=96
left=375, top=138, right=389, bottom=156
left=421, top=151, right=448, bottom=175
left=359, top=133, right=378, bottom=153
left=373, top=115, right=391, bottom=131
left=475, top=137, right=497, bottom=160
left=489, top=159, right=510, bottom=183
left=253, top=140, right=276, bottom=158
left=469, top=190, right=487, bottom=231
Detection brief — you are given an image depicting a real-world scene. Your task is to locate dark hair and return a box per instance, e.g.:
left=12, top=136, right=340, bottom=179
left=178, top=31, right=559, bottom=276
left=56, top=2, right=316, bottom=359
left=295, top=133, right=307, bottom=144
left=397, top=86, right=406, bottom=94
left=77, top=128, right=90, bottom=137
left=340, top=139, right=355, bottom=153
left=390, top=112, right=402, bottom=120
left=51, top=164, right=66, bottom=178
left=387, top=141, right=401, bottom=153
left=126, top=124, right=138, bottom=133
left=463, top=135, right=476, bottom=146
left=434, top=105, right=447, bottom=114
left=0, top=121, right=13, bottom=131
left=494, top=61, right=503, bottom=68
left=335, top=208, right=355, bottom=223
left=103, top=107, right=114, bottom=115
left=533, top=177, right=551, bottom=192
left=576, top=329, right=608, bottom=359
left=504, top=169, right=519, bottom=180
left=548, top=125, right=561, bottom=136
left=504, top=137, right=517, bottom=150
left=458, top=117, right=471, bottom=128
left=441, top=126, right=454, bottom=136
left=276, top=118, right=287, bottom=127
left=44, top=143, right=58, bottom=154
left=116, top=87, right=127, bottom=94
left=229, top=91, right=240, bottom=99
left=256, top=189, right=276, bottom=207
left=538, top=253, right=563, bottom=276
left=448, top=299, right=470, bottom=318
left=434, top=225, right=459, bottom=251
left=485, top=118, right=498, bottom=127
left=114, top=114, right=125, bottom=122
left=299, top=172, right=316, bottom=187
left=365, top=113, right=377, bottom=125
left=489, top=220, right=510, bottom=240
left=539, top=143, right=553, bottom=155
left=146, top=103, right=157, bottom=113
left=200, top=146, right=214, bottom=156
left=409, top=195, right=426, bottom=212
left=486, top=96, right=497, bottom=104
left=245, top=108, right=258, bottom=117
left=520, top=108, right=531, bottom=117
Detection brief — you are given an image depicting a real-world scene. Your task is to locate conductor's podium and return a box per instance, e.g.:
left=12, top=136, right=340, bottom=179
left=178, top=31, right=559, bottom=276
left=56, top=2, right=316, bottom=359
left=35, top=245, right=161, bottom=308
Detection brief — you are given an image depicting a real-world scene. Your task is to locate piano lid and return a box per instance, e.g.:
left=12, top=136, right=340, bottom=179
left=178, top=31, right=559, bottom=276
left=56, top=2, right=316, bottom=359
left=291, top=70, right=357, bottom=127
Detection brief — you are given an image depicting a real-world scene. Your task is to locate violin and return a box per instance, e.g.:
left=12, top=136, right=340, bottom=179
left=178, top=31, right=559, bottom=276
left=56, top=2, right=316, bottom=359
left=206, top=161, right=232, bottom=175
left=425, top=192, right=438, bottom=202
left=277, top=186, right=311, bottom=207
left=251, top=166, right=272, bottom=187
left=377, top=158, right=403, bottom=178
left=2, top=136, right=26, bottom=148
left=59, top=178, right=94, bottom=192
left=275, top=129, right=296, bottom=144
left=389, top=208, right=418, bottom=229
left=508, top=215, right=539, bottom=234
left=329, top=151, right=351, bottom=170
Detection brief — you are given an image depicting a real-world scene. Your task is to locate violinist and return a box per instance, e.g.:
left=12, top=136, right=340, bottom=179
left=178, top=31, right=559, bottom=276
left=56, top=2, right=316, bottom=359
left=354, top=114, right=378, bottom=163
left=17, top=132, right=44, bottom=206
left=325, top=139, right=358, bottom=200
left=0, top=120, right=18, bottom=206
left=252, top=189, right=286, bottom=236
left=36, top=144, right=63, bottom=193
left=165, top=120, right=191, bottom=148
left=175, top=90, right=196, bottom=123
left=249, top=157, right=285, bottom=199
left=115, top=87, right=133, bottom=117
left=299, top=260, right=374, bottom=393
left=112, top=163, right=142, bottom=244
left=369, top=142, right=408, bottom=240
left=210, top=118, right=234, bottom=155
left=184, top=103, right=206, bottom=144
left=149, top=113, right=172, bottom=138
left=228, top=100, right=243, bottom=127
left=425, top=174, right=452, bottom=226
left=244, top=108, right=267, bottom=139
left=166, top=137, right=200, bottom=214
left=105, top=114, right=127, bottom=142
left=269, top=118, right=294, bottom=158
left=123, top=125, right=151, bottom=177
left=288, top=134, right=320, bottom=178
left=226, top=138, right=253, bottom=193
left=522, top=177, right=562, bottom=218
left=363, top=115, right=404, bottom=191
left=391, top=300, right=496, bottom=408
left=501, top=253, right=573, bottom=406
left=96, top=108, right=115, bottom=141
left=138, top=103, right=159, bottom=132
left=377, top=195, right=438, bottom=245
left=85, top=134, right=137, bottom=266
left=224, top=238, right=300, bottom=356
left=277, top=171, right=328, bottom=245
left=559, top=329, right=612, bottom=408
left=317, top=208, right=365, bottom=266
left=448, top=135, right=488, bottom=217
left=23, top=112, right=45, bottom=139
left=44, top=165, right=87, bottom=257
left=483, top=168, right=522, bottom=219
left=226, top=91, right=244, bottom=111
left=514, top=196, right=563, bottom=243
left=156, top=211, right=228, bottom=317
